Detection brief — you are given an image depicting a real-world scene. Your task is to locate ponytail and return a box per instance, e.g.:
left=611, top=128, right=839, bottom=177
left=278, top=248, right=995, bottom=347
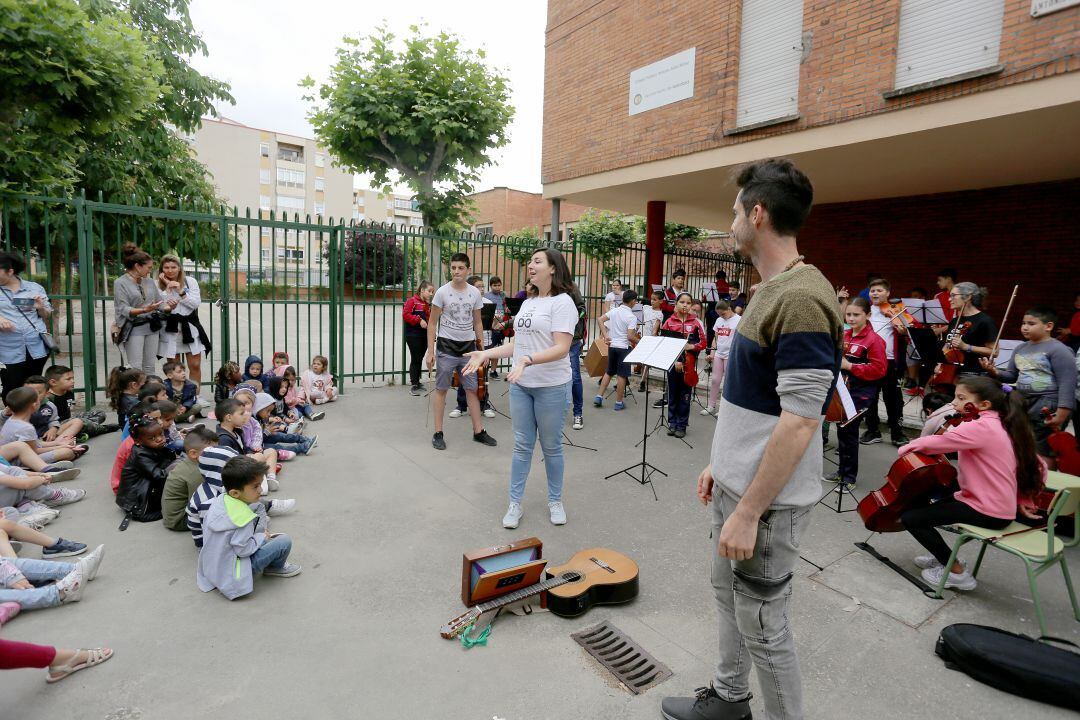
left=956, top=376, right=1043, bottom=498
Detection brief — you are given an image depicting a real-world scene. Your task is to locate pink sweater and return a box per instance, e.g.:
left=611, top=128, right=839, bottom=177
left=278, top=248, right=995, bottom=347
left=901, top=410, right=1045, bottom=519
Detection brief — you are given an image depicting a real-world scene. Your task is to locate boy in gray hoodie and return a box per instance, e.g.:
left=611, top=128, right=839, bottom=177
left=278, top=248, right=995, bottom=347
left=196, top=456, right=300, bottom=600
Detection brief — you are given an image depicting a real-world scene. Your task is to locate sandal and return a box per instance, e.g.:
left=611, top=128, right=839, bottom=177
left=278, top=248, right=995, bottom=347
left=72, top=445, right=90, bottom=459
left=0, top=601, right=20, bottom=627
left=46, top=647, right=113, bottom=683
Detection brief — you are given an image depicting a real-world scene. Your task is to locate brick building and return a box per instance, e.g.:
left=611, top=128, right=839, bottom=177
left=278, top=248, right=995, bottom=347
left=542, top=0, right=1080, bottom=325
left=468, top=187, right=590, bottom=242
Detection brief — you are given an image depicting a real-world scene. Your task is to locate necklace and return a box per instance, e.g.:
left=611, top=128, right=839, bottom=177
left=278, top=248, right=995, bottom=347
left=782, top=255, right=805, bottom=273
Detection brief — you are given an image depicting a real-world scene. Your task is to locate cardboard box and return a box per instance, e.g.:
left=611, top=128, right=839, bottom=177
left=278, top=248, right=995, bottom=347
left=584, top=340, right=609, bottom=378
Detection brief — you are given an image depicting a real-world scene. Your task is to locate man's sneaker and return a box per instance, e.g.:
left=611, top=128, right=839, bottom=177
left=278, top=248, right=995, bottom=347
left=483, top=408, right=496, bottom=418
left=42, top=488, right=85, bottom=507
left=860, top=430, right=882, bottom=445
left=572, top=416, right=584, bottom=430
left=448, top=408, right=464, bottom=418
left=40, top=461, right=75, bottom=472
left=42, top=538, right=87, bottom=558
left=593, top=395, right=603, bottom=407
left=310, top=410, right=326, bottom=421
left=502, top=502, right=523, bottom=529
left=921, top=563, right=977, bottom=591
left=432, top=432, right=446, bottom=450
left=263, top=562, right=302, bottom=578
left=277, top=449, right=297, bottom=461
left=613, top=401, right=626, bottom=411
left=914, top=554, right=944, bottom=570
left=56, top=567, right=85, bottom=604
left=700, top=406, right=716, bottom=416
left=660, top=685, right=752, bottom=720
left=410, top=385, right=422, bottom=396
left=45, top=468, right=81, bottom=483
left=548, top=501, right=567, bottom=525
left=653, top=398, right=667, bottom=408
left=268, top=498, right=297, bottom=517
left=473, top=430, right=497, bottom=447
left=76, top=545, right=105, bottom=581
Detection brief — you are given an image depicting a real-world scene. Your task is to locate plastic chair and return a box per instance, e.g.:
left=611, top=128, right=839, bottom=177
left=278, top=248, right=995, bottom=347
left=934, top=471, right=1080, bottom=636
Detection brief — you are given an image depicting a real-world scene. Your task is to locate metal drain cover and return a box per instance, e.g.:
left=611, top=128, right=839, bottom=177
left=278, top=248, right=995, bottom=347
left=571, top=620, right=673, bottom=694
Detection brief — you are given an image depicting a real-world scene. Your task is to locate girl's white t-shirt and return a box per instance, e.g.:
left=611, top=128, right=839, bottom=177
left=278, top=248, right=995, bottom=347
left=712, top=314, right=741, bottom=358
left=511, top=294, right=577, bottom=387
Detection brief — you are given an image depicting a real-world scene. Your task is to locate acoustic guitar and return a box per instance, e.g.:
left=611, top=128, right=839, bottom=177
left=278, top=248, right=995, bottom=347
left=440, top=547, right=639, bottom=639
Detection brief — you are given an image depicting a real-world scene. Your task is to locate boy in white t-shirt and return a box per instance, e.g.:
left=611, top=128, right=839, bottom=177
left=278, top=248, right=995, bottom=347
left=424, top=253, right=497, bottom=451
left=702, top=300, right=740, bottom=415
left=594, top=290, right=641, bottom=411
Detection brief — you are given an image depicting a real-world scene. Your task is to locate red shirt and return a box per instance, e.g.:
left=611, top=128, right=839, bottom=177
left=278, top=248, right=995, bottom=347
left=843, top=324, right=887, bottom=385
left=661, top=285, right=682, bottom=315
left=402, top=294, right=429, bottom=330
left=1070, top=310, right=1080, bottom=337
left=934, top=290, right=955, bottom=323
left=661, top=313, right=707, bottom=362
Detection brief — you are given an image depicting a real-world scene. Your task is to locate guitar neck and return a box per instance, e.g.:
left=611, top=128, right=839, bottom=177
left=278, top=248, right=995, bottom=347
left=476, top=574, right=568, bottom=614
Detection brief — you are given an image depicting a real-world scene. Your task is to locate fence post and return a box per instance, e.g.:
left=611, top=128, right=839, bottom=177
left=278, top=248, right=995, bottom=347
left=328, top=223, right=340, bottom=383
left=218, top=217, right=231, bottom=363
left=75, top=195, right=97, bottom=409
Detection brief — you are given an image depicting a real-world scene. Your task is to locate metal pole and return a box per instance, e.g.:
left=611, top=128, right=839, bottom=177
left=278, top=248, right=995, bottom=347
left=550, top=197, right=561, bottom=245
left=218, top=217, right=231, bottom=363
left=75, top=195, right=97, bottom=408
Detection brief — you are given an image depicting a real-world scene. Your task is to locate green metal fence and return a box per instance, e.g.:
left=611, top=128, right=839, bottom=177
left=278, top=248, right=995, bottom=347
left=0, top=193, right=752, bottom=407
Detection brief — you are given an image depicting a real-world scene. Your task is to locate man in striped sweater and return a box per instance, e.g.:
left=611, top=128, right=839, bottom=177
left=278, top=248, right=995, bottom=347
left=662, top=159, right=842, bottom=720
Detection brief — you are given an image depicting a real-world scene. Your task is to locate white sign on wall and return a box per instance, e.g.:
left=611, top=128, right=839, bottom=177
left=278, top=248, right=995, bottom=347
left=629, top=48, right=696, bottom=116
left=1031, top=0, right=1080, bottom=15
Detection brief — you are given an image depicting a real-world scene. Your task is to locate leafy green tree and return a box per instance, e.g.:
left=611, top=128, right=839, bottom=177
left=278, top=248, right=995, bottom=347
left=501, top=226, right=541, bottom=266
left=303, top=25, right=514, bottom=233
left=573, top=210, right=635, bottom=280
left=632, top=216, right=706, bottom=251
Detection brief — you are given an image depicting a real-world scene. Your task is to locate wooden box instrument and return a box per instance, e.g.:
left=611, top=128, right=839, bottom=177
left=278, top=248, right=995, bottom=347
left=461, top=537, right=545, bottom=607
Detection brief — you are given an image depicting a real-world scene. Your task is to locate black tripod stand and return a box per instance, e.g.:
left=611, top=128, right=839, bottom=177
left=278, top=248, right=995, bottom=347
left=638, top=371, right=691, bottom=449
left=607, top=371, right=663, bottom=500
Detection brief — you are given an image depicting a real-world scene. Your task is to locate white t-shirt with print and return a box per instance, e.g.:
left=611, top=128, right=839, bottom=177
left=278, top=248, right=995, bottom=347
left=432, top=282, right=484, bottom=343
left=640, top=306, right=663, bottom=338
left=711, top=314, right=741, bottom=358
left=606, top=304, right=639, bottom=350
left=512, top=294, right=577, bottom=388
left=869, top=304, right=897, bottom=360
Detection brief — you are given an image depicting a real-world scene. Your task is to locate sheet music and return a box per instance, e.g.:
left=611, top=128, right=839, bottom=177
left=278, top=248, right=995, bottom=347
left=651, top=284, right=665, bottom=294
left=702, top=282, right=719, bottom=302
left=623, top=336, right=687, bottom=371
left=834, top=377, right=857, bottom=420
left=922, top=299, right=949, bottom=324
left=994, top=339, right=1023, bottom=370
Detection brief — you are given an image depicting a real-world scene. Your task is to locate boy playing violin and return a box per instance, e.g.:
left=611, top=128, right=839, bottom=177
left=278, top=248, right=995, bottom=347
left=863, top=278, right=909, bottom=447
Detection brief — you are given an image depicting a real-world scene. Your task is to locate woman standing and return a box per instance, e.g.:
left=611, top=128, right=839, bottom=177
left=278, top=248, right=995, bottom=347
left=463, top=248, right=577, bottom=529
left=157, top=254, right=212, bottom=403
left=0, top=251, right=53, bottom=401
left=661, top=292, right=707, bottom=438
left=402, top=281, right=434, bottom=396
left=114, top=244, right=173, bottom=375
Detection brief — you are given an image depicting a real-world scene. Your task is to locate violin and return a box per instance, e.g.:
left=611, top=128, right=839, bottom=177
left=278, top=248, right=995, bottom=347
left=1042, top=407, right=1080, bottom=475
left=681, top=322, right=703, bottom=387
left=451, top=340, right=488, bottom=404
left=877, top=298, right=918, bottom=328
left=928, top=319, right=971, bottom=389
left=857, top=402, right=980, bottom=532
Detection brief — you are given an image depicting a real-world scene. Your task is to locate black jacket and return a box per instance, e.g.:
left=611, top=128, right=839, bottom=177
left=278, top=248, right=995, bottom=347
left=116, top=445, right=177, bottom=522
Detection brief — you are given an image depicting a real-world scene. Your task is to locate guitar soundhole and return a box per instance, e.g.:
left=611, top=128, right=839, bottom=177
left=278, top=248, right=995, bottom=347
left=561, top=571, right=582, bottom=583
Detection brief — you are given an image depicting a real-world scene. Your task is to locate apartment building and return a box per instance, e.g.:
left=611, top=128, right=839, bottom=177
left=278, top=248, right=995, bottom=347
left=468, top=187, right=590, bottom=242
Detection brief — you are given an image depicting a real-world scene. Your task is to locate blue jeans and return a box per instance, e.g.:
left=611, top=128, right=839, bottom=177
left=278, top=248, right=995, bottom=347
left=509, top=382, right=569, bottom=504
left=251, top=534, right=292, bottom=573
left=263, top=431, right=310, bottom=454
left=0, top=557, right=74, bottom=610
left=296, top=403, right=316, bottom=418
left=569, top=341, right=583, bottom=417
left=667, top=369, right=692, bottom=430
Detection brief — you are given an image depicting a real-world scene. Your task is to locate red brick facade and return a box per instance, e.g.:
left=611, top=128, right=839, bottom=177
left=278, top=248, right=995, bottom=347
left=543, top=0, right=1080, bottom=185
left=801, top=179, right=1080, bottom=338
left=468, top=187, right=590, bottom=237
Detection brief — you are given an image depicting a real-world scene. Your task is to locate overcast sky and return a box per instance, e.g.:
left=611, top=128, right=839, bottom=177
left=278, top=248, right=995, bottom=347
left=187, top=0, right=546, bottom=194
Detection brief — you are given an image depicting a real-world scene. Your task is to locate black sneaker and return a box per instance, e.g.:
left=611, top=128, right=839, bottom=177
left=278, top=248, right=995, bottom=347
left=823, top=472, right=842, bottom=484
left=673, top=428, right=686, bottom=439
left=891, top=432, right=908, bottom=447
left=432, top=432, right=446, bottom=450
left=661, top=685, right=752, bottom=720
left=667, top=426, right=677, bottom=436
left=638, top=381, right=646, bottom=393
left=860, top=430, right=882, bottom=445
left=410, top=385, right=422, bottom=396
left=100, top=423, right=121, bottom=433
left=473, top=430, right=497, bottom=447
left=42, top=537, right=88, bottom=558
left=836, top=480, right=856, bottom=493
left=653, top=398, right=667, bottom=408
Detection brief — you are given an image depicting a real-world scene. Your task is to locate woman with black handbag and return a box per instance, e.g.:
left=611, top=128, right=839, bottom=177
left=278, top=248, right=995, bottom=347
left=0, top=251, right=55, bottom=402
left=113, top=244, right=175, bottom=375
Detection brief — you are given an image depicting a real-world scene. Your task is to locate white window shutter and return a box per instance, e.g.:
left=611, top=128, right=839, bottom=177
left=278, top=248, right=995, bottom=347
left=894, top=0, right=1004, bottom=89
left=735, top=0, right=804, bottom=128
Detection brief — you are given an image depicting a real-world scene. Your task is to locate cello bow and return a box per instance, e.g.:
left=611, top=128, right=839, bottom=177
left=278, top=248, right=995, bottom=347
left=989, top=284, right=1019, bottom=362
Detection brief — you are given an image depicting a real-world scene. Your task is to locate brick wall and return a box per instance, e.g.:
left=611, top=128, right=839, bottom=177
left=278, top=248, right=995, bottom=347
left=543, top=0, right=1080, bottom=184
left=468, top=187, right=590, bottom=236
left=800, top=179, right=1080, bottom=339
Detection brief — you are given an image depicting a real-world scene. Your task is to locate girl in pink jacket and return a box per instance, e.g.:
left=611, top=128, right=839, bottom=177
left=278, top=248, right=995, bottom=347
left=900, top=376, right=1045, bottom=591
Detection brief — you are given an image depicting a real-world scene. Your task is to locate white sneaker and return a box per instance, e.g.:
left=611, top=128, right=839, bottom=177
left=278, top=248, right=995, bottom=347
left=448, top=409, right=464, bottom=418
left=502, top=502, right=523, bottom=529
left=56, top=567, right=85, bottom=604
left=921, top=563, right=977, bottom=591
left=483, top=408, right=496, bottom=418
left=46, top=468, right=81, bottom=483
left=76, top=545, right=106, bottom=581
left=266, top=475, right=280, bottom=492
left=268, top=498, right=297, bottom=516
left=572, top=416, right=583, bottom=430
left=914, top=554, right=944, bottom=570
left=42, top=488, right=85, bottom=507
left=548, top=501, right=567, bottom=526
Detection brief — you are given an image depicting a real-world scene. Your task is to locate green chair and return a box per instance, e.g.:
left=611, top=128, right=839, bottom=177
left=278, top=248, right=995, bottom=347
left=934, top=471, right=1080, bottom=636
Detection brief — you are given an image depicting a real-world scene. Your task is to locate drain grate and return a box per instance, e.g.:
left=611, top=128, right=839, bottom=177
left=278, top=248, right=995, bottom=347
left=571, top=620, right=673, bottom=694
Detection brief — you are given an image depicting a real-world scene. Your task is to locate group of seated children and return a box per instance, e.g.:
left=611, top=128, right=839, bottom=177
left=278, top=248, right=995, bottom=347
left=0, top=365, right=112, bottom=617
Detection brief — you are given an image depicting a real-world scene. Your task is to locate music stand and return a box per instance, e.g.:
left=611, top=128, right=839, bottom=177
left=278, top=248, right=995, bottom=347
left=818, top=378, right=866, bottom=514
left=605, top=336, right=687, bottom=500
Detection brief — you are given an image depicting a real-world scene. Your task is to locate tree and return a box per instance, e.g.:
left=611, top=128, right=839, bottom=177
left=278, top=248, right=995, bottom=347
left=573, top=210, right=635, bottom=280
left=0, top=0, right=161, bottom=192
left=341, top=228, right=406, bottom=288
left=303, top=26, right=514, bottom=233
left=501, top=226, right=541, bottom=266
left=632, top=216, right=707, bottom=251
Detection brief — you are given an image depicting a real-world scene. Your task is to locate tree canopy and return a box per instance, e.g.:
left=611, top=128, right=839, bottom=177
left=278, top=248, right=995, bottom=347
left=303, top=26, right=514, bottom=234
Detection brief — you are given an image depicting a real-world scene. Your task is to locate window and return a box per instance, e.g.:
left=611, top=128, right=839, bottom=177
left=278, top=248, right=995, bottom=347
left=276, top=196, right=305, bottom=212
left=260, top=249, right=271, bottom=263
left=353, top=210, right=364, bottom=221
left=259, top=142, right=269, bottom=157
left=259, top=195, right=271, bottom=210
left=393, top=198, right=417, bottom=210
left=315, top=177, right=325, bottom=191
left=355, top=195, right=365, bottom=207
left=259, top=168, right=270, bottom=185
left=277, top=248, right=305, bottom=261
left=475, top=224, right=494, bottom=236
left=314, top=203, right=325, bottom=216
left=315, top=153, right=325, bottom=168
left=276, top=168, right=305, bottom=188
left=277, top=143, right=304, bottom=163
left=733, top=0, right=804, bottom=129
left=260, top=226, right=271, bottom=237
left=892, top=0, right=1004, bottom=92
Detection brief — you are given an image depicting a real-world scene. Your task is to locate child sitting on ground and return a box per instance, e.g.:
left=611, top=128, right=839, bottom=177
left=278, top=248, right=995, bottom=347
left=301, top=355, right=336, bottom=404
left=0, top=546, right=103, bottom=611
left=196, top=456, right=301, bottom=599
left=213, top=361, right=242, bottom=403
left=0, top=439, right=79, bottom=475
left=0, top=388, right=84, bottom=464
left=25, top=376, right=84, bottom=444
left=161, top=427, right=216, bottom=532
left=0, top=464, right=84, bottom=516
left=0, top=518, right=87, bottom=558
left=155, top=400, right=186, bottom=454
left=116, top=417, right=179, bottom=524
left=45, top=365, right=117, bottom=437
left=275, top=364, right=324, bottom=421
left=242, top=355, right=271, bottom=388
left=110, top=402, right=158, bottom=493
left=266, top=376, right=303, bottom=433
left=107, top=367, right=146, bottom=424
left=215, top=396, right=280, bottom=489
left=253, top=393, right=314, bottom=456
left=163, top=360, right=200, bottom=423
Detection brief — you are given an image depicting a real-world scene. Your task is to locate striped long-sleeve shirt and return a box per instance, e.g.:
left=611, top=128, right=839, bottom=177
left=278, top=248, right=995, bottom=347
left=185, top=445, right=239, bottom=548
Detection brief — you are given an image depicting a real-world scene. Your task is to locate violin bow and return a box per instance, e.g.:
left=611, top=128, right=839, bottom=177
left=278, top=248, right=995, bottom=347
left=990, top=285, right=1020, bottom=361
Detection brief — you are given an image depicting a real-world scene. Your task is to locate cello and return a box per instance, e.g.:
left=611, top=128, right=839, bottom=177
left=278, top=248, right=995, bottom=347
left=857, top=403, right=980, bottom=532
